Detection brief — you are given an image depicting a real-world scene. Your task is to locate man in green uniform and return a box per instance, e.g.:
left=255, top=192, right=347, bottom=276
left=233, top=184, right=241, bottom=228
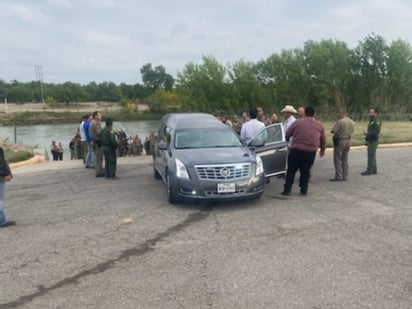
left=101, top=119, right=118, bottom=179
left=362, top=107, right=381, bottom=175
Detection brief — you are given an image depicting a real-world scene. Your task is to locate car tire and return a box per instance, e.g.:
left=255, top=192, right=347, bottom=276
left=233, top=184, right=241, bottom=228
left=166, top=172, right=179, bottom=204
left=153, top=165, right=161, bottom=179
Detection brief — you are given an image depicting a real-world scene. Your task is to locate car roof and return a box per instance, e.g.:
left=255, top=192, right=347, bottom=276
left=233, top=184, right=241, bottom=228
left=163, top=113, right=226, bottom=130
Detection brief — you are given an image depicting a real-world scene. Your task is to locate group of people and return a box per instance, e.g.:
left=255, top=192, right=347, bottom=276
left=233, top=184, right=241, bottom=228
left=69, top=128, right=150, bottom=161
left=50, top=141, right=64, bottom=161
left=0, top=106, right=382, bottom=229
left=77, top=111, right=119, bottom=179
left=225, top=105, right=381, bottom=196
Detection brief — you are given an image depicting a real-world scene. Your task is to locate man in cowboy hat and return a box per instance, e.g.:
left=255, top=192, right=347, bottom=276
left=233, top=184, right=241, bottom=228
left=281, top=106, right=326, bottom=196
left=281, top=105, right=298, bottom=136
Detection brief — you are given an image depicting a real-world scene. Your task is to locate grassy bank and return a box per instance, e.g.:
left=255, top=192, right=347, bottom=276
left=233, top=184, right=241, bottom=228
left=323, top=121, right=412, bottom=147
left=0, top=111, right=161, bottom=126
left=1, top=142, right=34, bottom=164
left=5, top=150, right=34, bottom=163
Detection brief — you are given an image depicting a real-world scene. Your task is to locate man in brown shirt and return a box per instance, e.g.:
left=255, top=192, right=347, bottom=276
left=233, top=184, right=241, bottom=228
left=330, top=111, right=355, bottom=181
left=282, top=106, right=326, bottom=195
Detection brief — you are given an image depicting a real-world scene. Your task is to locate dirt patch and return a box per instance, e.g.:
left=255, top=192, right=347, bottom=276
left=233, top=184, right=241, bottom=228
left=0, top=102, right=149, bottom=114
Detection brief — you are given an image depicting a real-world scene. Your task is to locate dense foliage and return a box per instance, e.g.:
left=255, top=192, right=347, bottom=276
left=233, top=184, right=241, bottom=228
left=1, top=34, right=412, bottom=119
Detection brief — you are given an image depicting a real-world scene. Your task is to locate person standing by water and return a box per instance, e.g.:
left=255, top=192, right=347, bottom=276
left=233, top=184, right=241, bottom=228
left=69, top=137, right=76, bottom=160
left=57, top=142, right=64, bottom=161
left=89, top=111, right=105, bottom=177
left=101, top=119, right=118, bottom=179
left=0, top=147, right=15, bottom=228
left=50, top=141, right=58, bottom=161
left=84, top=114, right=95, bottom=168
left=79, top=115, right=89, bottom=163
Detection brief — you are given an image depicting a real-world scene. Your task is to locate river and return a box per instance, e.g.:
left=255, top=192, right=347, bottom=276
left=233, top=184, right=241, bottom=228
left=0, top=120, right=160, bottom=160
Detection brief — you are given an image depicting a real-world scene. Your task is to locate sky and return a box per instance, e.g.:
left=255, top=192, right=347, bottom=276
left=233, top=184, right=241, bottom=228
left=1, top=0, right=412, bottom=84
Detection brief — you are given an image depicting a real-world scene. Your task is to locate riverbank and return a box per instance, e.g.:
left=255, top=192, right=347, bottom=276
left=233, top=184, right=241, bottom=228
left=1, top=142, right=35, bottom=164
left=0, top=102, right=159, bottom=125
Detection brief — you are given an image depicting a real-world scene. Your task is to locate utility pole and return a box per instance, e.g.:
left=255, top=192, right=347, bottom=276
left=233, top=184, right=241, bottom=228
left=34, top=65, right=45, bottom=103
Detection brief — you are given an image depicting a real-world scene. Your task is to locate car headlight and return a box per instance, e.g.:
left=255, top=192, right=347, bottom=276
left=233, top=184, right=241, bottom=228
left=255, top=155, right=264, bottom=176
left=175, top=158, right=190, bottom=179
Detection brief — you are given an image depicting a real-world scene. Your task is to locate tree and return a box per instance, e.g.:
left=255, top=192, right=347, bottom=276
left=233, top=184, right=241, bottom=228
left=227, top=60, right=268, bottom=113
left=176, top=56, right=228, bottom=112
left=256, top=48, right=309, bottom=111
left=303, top=39, right=352, bottom=112
left=352, top=34, right=388, bottom=109
left=48, top=82, right=87, bottom=104
left=147, top=89, right=182, bottom=113
left=140, top=63, right=174, bottom=96
left=385, top=39, right=412, bottom=114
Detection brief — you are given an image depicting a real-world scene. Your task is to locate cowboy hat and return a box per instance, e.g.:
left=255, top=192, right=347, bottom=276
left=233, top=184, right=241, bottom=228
left=280, top=105, right=297, bottom=113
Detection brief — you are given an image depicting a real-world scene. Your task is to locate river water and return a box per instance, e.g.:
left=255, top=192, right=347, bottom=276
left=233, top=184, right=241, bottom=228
left=0, top=120, right=160, bottom=160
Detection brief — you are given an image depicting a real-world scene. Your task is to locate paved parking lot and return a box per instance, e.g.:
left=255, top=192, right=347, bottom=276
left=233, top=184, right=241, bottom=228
left=1, top=146, right=412, bottom=308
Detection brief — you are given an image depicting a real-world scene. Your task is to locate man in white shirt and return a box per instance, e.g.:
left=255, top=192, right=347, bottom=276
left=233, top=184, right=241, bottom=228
left=281, top=105, right=298, bottom=133
left=240, top=108, right=265, bottom=143
left=79, top=114, right=89, bottom=163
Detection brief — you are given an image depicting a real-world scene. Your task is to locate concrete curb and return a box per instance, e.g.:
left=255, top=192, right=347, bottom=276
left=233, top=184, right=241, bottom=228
left=325, top=142, right=412, bottom=153
left=10, top=155, right=47, bottom=169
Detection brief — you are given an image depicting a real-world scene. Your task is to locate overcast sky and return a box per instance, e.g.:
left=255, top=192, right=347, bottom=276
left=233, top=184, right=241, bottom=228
left=1, top=0, right=412, bottom=84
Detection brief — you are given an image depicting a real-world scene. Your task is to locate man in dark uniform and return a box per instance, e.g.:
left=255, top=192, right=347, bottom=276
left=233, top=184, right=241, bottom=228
left=362, top=107, right=381, bottom=175
left=101, top=119, right=118, bottom=179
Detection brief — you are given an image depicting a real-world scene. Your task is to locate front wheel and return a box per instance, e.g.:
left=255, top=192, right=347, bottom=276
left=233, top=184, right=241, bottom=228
left=153, top=165, right=161, bottom=179
left=166, top=172, right=179, bottom=204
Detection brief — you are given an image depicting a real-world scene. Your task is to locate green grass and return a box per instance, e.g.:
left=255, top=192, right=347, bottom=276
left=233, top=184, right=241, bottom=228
left=4, top=150, right=34, bottom=163
left=322, top=121, right=412, bottom=147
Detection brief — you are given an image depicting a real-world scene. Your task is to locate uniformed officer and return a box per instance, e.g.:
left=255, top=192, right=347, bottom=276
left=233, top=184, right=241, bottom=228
left=330, top=110, right=355, bottom=181
left=101, top=119, right=118, bottom=179
left=362, top=107, right=381, bottom=175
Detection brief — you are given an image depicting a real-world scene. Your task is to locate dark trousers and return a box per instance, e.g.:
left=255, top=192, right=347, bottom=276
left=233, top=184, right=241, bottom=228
left=103, top=146, right=117, bottom=177
left=283, top=149, right=316, bottom=194
left=51, top=151, right=58, bottom=161
left=367, top=140, right=378, bottom=173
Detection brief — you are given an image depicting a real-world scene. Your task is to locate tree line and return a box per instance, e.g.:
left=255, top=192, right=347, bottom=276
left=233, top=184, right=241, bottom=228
left=1, top=34, right=412, bottom=120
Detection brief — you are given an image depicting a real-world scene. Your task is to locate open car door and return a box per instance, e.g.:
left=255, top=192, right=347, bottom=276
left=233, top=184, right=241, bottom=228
left=248, top=123, right=288, bottom=178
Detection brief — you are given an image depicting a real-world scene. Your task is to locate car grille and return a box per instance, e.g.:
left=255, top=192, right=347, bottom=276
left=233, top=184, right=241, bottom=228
left=205, top=189, right=246, bottom=196
left=194, top=163, right=251, bottom=180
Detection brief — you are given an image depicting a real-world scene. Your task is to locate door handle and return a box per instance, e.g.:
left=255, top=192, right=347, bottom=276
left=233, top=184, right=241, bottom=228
left=277, top=148, right=287, bottom=152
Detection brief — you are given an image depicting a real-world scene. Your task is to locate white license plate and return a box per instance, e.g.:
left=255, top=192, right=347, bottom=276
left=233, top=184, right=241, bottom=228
left=217, top=183, right=236, bottom=193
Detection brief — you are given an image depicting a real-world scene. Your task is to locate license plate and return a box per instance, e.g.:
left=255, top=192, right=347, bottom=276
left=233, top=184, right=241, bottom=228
left=217, top=183, right=235, bottom=193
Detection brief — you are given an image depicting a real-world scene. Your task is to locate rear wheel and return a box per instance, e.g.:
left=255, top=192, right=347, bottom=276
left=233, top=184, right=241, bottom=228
left=166, top=172, right=179, bottom=204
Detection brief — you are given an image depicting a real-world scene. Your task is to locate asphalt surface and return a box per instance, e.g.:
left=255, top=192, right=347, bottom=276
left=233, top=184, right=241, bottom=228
left=1, top=146, right=412, bottom=309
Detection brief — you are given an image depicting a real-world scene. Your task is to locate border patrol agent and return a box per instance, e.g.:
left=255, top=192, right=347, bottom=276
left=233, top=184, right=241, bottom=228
left=101, top=119, right=118, bottom=179
left=362, top=107, right=381, bottom=175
